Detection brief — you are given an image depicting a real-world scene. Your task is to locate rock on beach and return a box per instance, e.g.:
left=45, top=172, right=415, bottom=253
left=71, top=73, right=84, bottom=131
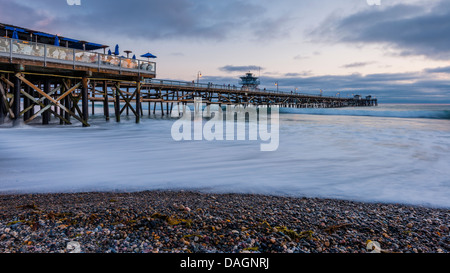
left=0, top=190, right=448, bottom=253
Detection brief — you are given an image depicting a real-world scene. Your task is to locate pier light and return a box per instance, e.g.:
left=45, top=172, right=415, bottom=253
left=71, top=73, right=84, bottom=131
left=197, top=71, right=202, bottom=84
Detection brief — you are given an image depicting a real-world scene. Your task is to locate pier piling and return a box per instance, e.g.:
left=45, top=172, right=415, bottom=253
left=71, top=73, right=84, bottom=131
left=81, top=77, right=89, bottom=127
left=103, top=80, right=109, bottom=121
left=13, top=74, right=20, bottom=123
left=136, top=79, right=141, bottom=123
left=42, top=79, right=50, bottom=125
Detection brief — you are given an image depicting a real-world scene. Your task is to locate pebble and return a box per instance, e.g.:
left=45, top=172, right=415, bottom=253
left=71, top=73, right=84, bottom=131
left=0, top=190, right=448, bottom=253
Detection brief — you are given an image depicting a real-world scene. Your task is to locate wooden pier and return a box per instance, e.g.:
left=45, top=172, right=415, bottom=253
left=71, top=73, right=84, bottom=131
left=0, top=25, right=377, bottom=127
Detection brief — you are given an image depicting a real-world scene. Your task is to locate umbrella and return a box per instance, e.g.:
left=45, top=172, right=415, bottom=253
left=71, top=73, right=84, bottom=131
left=114, top=44, right=119, bottom=55
left=132, top=54, right=136, bottom=59
left=141, top=52, right=157, bottom=59
left=12, top=30, right=19, bottom=40
left=108, top=49, right=112, bottom=55
left=54, top=36, right=60, bottom=46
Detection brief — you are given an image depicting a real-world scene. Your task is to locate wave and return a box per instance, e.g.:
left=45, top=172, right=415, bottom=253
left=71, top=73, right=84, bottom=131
left=279, top=107, right=450, bottom=120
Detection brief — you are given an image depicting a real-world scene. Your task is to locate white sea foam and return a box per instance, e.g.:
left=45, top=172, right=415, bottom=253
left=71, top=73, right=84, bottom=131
left=280, top=104, right=450, bottom=120
left=0, top=104, right=449, bottom=208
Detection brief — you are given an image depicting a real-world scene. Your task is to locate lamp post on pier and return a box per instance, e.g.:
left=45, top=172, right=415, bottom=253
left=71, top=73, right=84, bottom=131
left=197, top=71, right=202, bottom=84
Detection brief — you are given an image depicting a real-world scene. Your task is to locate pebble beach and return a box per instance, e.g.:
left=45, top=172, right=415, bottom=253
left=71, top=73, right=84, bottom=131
left=0, top=190, right=448, bottom=253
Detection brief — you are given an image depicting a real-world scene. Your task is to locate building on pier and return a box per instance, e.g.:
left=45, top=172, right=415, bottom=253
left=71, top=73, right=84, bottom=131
left=239, top=72, right=260, bottom=91
left=0, top=22, right=156, bottom=80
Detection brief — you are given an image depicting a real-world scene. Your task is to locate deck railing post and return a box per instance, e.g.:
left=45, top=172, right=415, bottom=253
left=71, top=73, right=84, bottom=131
left=44, top=44, right=47, bottom=67
left=9, top=39, right=12, bottom=63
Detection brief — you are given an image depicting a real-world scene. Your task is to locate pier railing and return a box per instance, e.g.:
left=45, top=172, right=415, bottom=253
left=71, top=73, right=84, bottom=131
left=143, top=79, right=342, bottom=99
left=0, top=36, right=156, bottom=75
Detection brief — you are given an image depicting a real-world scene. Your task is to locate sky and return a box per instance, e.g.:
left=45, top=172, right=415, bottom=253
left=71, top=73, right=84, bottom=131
left=1, top=0, right=450, bottom=103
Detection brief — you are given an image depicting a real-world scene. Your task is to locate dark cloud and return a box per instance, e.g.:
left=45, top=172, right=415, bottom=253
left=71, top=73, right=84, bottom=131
left=293, top=54, right=309, bottom=60
left=284, top=71, right=312, bottom=77
left=268, top=71, right=450, bottom=103
left=0, top=0, right=282, bottom=42
left=0, top=0, right=52, bottom=30
left=311, top=1, right=450, bottom=60
left=204, top=69, right=450, bottom=103
left=341, top=62, right=375, bottom=69
left=219, top=65, right=263, bottom=73
left=251, top=15, right=294, bottom=41
left=425, top=66, right=450, bottom=74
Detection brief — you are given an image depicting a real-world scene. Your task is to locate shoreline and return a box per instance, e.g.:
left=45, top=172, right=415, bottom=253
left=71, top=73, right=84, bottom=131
left=0, top=190, right=448, bottom=253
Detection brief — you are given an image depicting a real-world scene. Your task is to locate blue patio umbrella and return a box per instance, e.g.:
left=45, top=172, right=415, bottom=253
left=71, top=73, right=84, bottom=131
left=132, top=54, right=136, bottom=59
left=108, top=49, right=112, bottom=55
left=54, top=36, right=60, bottom=46
left=141, top=52, right=157, bottom=58
left=114, top=44, right=119, bottom=55
left=12, top=30, right=19, bottom=40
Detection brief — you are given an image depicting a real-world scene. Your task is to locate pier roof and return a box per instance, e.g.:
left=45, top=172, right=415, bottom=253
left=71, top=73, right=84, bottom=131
left=0, top=23, right=107, bottom=51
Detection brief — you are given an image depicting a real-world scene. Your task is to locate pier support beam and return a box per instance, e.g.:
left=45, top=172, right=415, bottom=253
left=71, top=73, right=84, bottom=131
left=64, top=92, right=71, bottom=124
left=114, top=83, right=120, bottom=122
left=42, top=79, right=50, bottom=125
left=13, top=75, right=21, bottom=124
left=81, top=77, right=89, bottom=127
left=103, top=80, right=109, bottom=121
left=15, top=73, right=87, bottom=126
left=23, top=85, right=31, bottom=121
left=91, top=81, right=95, bottom=115
left=136, top=79, right=141, bottom=123
left=59, top=84, right=65, bottom=125
left=0, top=84, right=4, bottom=122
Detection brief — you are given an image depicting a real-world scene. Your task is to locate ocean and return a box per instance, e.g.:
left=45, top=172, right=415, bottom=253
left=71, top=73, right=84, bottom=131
left=1, top=103, right=449, bottom=208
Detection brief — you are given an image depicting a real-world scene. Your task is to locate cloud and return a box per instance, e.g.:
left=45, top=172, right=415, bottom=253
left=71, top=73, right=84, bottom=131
left=251, top=15, right=294, bottom=41
left=425, top=66, right=450, bottom=74
left=0, top=0, right=285, bottom=43
left=0, top=0, right=52, bottom=29
left=270, top=71, right=450, bottom=103
left=219, top=65, right=263, bottom=73
left=293, top=54, right=309, bottom=60
left=311, top=1, right=450, bottom=60
left=205, top=68, right=450, bottom=103
left=170, top=52, right=185, bottom=57
left=284, top=71, right=312, bottom=77
left=341, top=62, right=375, bottom=69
